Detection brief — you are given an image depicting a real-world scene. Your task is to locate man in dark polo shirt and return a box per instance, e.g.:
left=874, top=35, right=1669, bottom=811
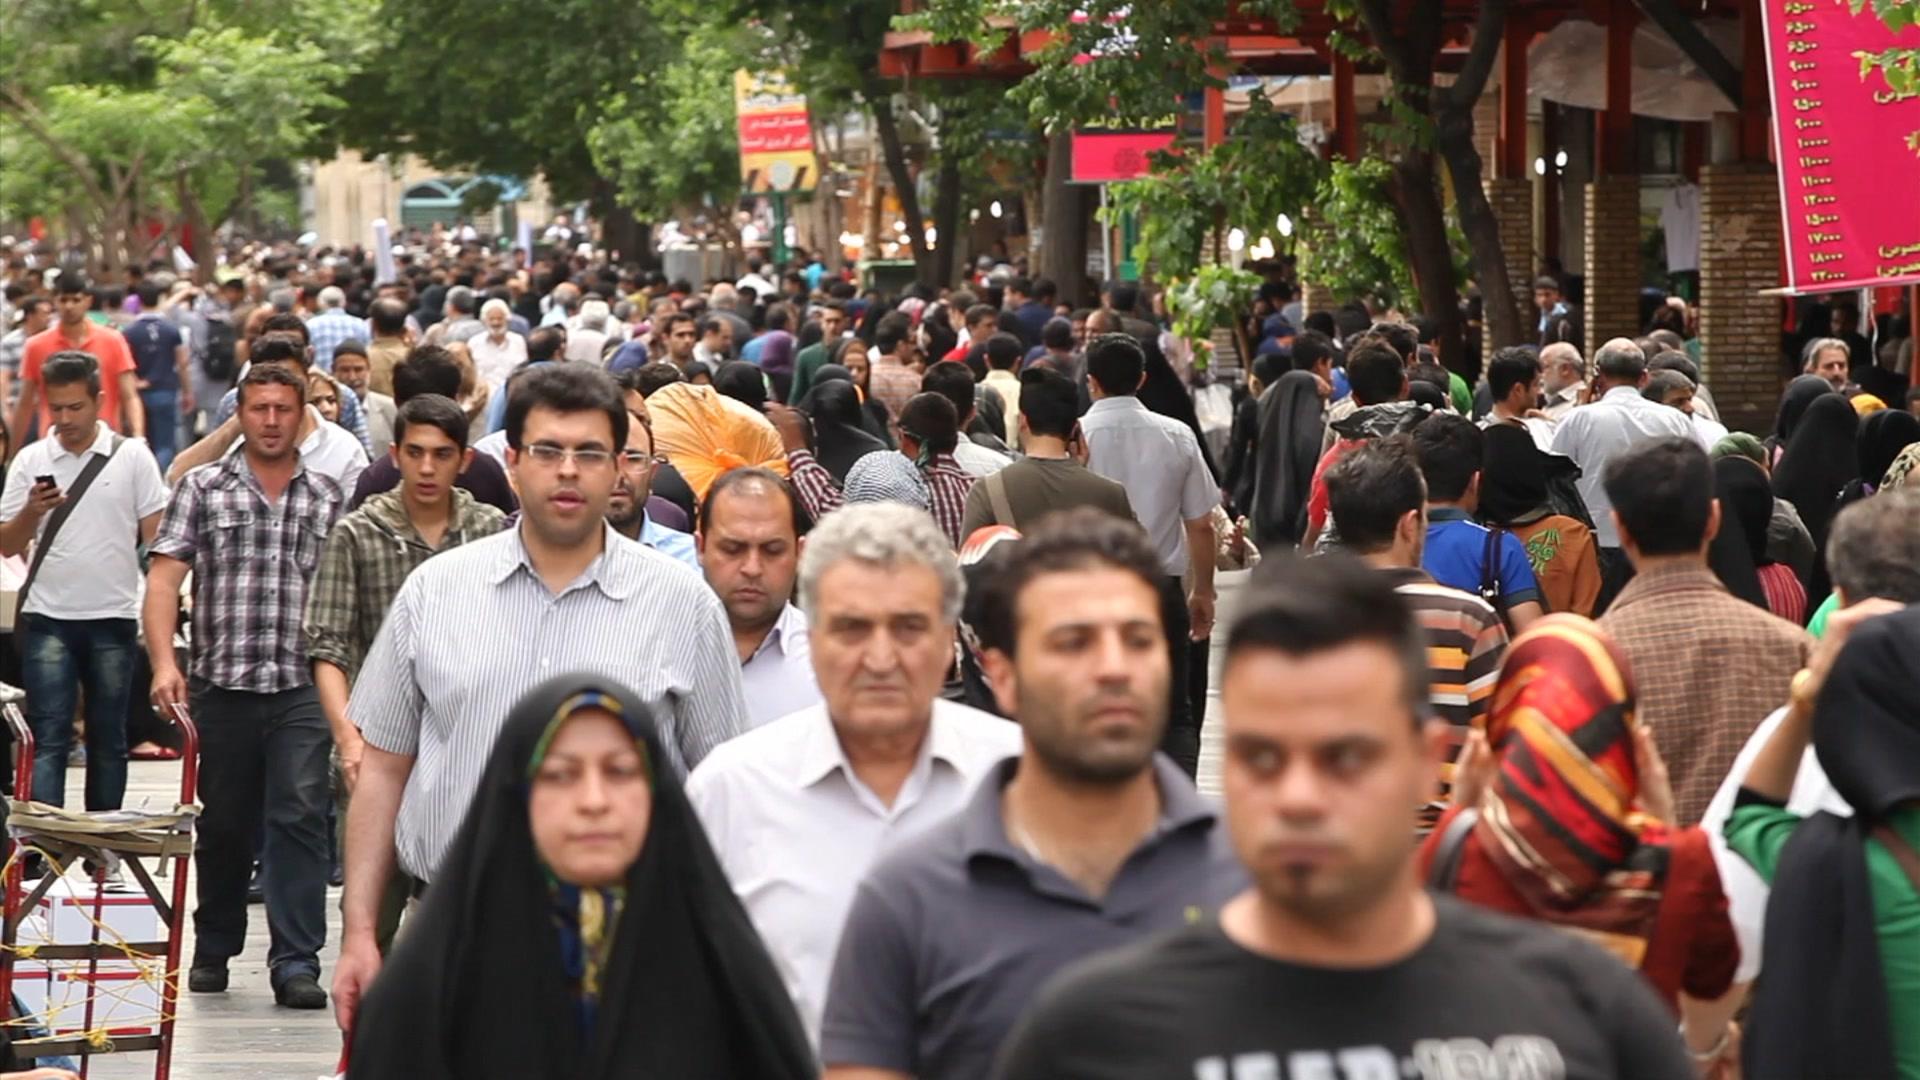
left=819, top=509, right=1245, bottom=1080
left=347, top=345, right=516, bottom=513
left=958, top=366, right=1134, bottom=535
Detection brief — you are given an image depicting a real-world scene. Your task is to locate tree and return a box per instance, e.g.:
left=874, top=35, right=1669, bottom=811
left=1849, top=0, right=1920, bottom=154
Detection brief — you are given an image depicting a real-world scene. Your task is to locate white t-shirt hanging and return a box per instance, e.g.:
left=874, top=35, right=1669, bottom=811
left=1660, top=184, right=1701, bottom=272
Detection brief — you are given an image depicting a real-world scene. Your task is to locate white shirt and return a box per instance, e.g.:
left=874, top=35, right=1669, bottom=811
left=738, top=604, right=822, bottom=728
left=0, top=422, right=168, bottom=620
left=952, top=438, right=1011, bottom=478
left=467, top=330, right=527, bottom=388
left=685, top=699, right=1021, bottom=1043
left=1700, top=705, right=1849, bottom=984
left=1081, top=396, right=1220, bottom=577
left=565, top=328, right=609, bottom=365
left=736, top=272, right=777, bottom=298
left=1480, top=413, right=1557, bottom=452
left=1693, top=413, right=1729, bottom=449
left=1548, top=386, right=1697, bottom=548
left=225, top=405, right=369, bottom=495
left=472, top=428, right=510, bottom=469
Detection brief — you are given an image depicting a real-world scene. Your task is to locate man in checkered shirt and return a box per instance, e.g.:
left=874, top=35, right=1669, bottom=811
left=144, top=363, right=346, bottom=1012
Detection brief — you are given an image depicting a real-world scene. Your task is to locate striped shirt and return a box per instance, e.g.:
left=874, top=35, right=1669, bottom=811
left=1380, top=567, right=1509, bottom=827
left=921, top=453, right=976, bottom=547
left=350, top=522, right=751, bottom=881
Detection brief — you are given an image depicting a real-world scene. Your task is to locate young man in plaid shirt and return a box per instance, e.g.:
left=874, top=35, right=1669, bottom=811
left=145, top=364, right=346, bottom=1011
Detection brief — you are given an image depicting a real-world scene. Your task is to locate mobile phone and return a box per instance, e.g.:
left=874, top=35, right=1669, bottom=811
left=34, top=475, right=55, bottom=489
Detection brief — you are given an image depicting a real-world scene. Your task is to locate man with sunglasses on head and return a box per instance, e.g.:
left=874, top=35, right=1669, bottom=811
left=332, top=363, right=749, bottom=1035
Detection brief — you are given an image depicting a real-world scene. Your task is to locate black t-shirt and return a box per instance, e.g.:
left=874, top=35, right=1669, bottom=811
left=350, top=451, right=517, bottom=514
left=995, top=895, right=1692, bottom=1080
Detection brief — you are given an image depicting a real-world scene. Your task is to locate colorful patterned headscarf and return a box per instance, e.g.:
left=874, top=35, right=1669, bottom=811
left=1475, top=614, right=1672, bottom=969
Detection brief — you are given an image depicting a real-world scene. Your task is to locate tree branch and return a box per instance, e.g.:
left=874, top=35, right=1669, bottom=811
left=1632, top=0, right=1743, bottom=110
left=1441, top=0, right=1513, bottom=111
left=0, top=83, right=114, bottom=214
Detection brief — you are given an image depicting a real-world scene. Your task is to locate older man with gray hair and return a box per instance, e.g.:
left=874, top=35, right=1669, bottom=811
left=1537, top=340, right=1587, bottom=421
left=1551, top=336, right=1698, bottom=611
left=306, top=285, right=367, bottom=374
left=1801, top=336, right=1853, bottom=393
left=425, top=286, right=484, bottom=346
left=686, top=502, right=1021, bottom=1045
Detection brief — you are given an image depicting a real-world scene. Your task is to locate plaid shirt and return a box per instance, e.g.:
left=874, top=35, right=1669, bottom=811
left=303, top=488, right=506, bottom=681
left=867, top=356, right=921, bottom=427
left=922, top=452, right=976, bottom=547
left=1598, top=563, right=1811, bottom=825
left=150, top=451, right=345, bottom=693
left=786, top=448, right=844, bottom=522
left=305, top=308, right=369, bottom=373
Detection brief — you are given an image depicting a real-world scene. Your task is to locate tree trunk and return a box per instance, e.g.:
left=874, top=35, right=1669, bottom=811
left=591, top=178, right=649, bottom=267
left=1389, top=150, right=1465, bottom=373
left=1038, top=129, right=1090, bottom=306
left=177, top=171, right=212, bottom=284
left=866, top=83, right=933, bottom=283
left=1436, top=107, right=1523, bottom=367
left=930, top=159, right=962, bottom=288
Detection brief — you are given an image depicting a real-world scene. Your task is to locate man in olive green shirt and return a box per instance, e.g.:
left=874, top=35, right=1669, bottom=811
left=959, top=366, right=1133, bottom=536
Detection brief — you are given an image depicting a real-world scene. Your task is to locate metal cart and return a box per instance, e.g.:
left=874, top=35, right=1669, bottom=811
left=0, top=691, right=199, bottom=1079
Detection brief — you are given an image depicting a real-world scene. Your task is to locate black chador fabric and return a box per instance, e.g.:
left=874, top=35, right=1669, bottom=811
left=347, top=675, right=814, bottom=1080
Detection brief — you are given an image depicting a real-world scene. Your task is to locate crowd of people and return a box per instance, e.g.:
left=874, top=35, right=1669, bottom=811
left=0, top=231, right=1915, bottom=1079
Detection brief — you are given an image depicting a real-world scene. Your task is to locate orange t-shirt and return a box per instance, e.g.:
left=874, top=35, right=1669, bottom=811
left=21, top=323, right=136, bottom=432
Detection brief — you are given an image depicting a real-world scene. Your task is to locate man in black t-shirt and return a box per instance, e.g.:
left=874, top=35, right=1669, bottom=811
left=995, top=555, right=1693, bottom=1080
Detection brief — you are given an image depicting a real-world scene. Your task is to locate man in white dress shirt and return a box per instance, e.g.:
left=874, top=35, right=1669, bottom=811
left=1550, top=338, right=1695, bottom=612
left=697, top=466, right=823, bottom=727
left=687, top=503, right=1022, bottom=1042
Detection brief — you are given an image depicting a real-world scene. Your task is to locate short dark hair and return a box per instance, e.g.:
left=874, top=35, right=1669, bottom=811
left=526, top=326, right=565, bottom=362
left=631, top=361, right=683, bottom=397
left=1603, top=436, right=1713, bottom=555
left=1642, top=370, right=1694, bottom=404
left=134, top=280, right=162, bottom=308
left=1533, top=275, right=1561, bottom=293
left=1487, top=347, right=1540, bottom=401
left=237, top=362, right=307, bottom=407
left=1826, top=490, right=1920, bottom=603
left=1032, top=277, right=1058, bottom=302
left=974, top=507, right=1164, bottom=658
left=875, top=313, right=912, bottom=355
left=41, top=351, right=101, bottom=396
left=1085, top=333, right=1144, bottom=397
left=1647, top=350, right=1700, bottom=385
left=1107, top=281, right=1141, bottom=314
left=1346, top=341, right=1406, bottom=406
left=1407, top=361, right=1451, bottom=395
left=1410, top=414, right=1483, bottom=503
left=698, top=466, right=807, bottom=538
left=1228, top=553, right=1430, bottom=722
left=370, top=297, right=409, bottom=335
left=1290, top=330, right=1335, bottom=374
left=897, top=392, right=960, bottom=454
left=984, top=332, right=1023, bottom=371
left=393, top=393, right=471, bottom=449
left=1018, top=365, right=1080, bottom=439
left=260, top=312, right=310, bottom=345
left=392, top=344, right=463, bottom=404
left=920, top=360, right=977, bottom=421
left=1008, top=276, right=1034, bottom=297
left=1040, top=317, right=1074, bottom=351
left=249, top=336, right=308, bottom=370
left=1323, top=437, right=1425, bottom=554
left=964, top=303, right=1000, bottom=330
left=505, top=363, right=628, bottom=451
left=1371, top=321, right=1417, bottom=362
left=333, top=339, right=369, bottom=364
left=51, top=270, right=91, bottom=297
left=697, top=314, right=727, bottom=337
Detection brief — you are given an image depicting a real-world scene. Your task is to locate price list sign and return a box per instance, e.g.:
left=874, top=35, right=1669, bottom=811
left=1760, top=0, right=1920, bottom=291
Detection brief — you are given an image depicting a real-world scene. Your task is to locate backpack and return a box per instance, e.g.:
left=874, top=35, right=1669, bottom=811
left=203, top=317, right=238, bottom=382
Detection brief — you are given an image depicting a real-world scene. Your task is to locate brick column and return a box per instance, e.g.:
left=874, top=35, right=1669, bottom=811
left=1697, top=163, right=1785, bottom=435
left=1484, top=176, right=1534, bottom=362
left=1582, top=176, right=1640, bottom=348
left=1299, top=216, right=1339, bottom=318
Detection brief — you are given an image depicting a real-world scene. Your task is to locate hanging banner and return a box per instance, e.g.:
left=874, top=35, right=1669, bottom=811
left=1069, top=128, right=1178, bottom=183
left=1760, top=0, right=1920, bottom=292
left=734, top=71, right=817, bottom=194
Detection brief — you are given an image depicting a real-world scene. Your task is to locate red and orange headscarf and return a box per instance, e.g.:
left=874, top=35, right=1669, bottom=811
left=1474, top=614, right=1672, bottom=969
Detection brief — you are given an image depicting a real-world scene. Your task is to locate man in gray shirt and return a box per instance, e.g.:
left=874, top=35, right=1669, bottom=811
left=1078, top=333, right=1218, bottom=776
left=819, top=509, right=1244, bottom=1080
left=331, top=365, right=749, bottom=1034
left=959, top=366, right=1133, bottom=535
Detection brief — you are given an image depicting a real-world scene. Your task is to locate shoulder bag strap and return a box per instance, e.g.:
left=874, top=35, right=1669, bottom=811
left=984, top=467, right=1015, bottom=527
left=1427, top=806, right=1481, bottom=892
left=16, top=435, right=125, bottom=624
left=1479, top=525, right=1504, bottom=611
left=1871, top=823, right=1920, bottom=895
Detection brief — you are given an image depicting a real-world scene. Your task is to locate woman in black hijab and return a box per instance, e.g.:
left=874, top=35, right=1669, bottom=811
left=1479, top=424, right=1603, bottom=616
left=713, top=359, right=769, bottom=413
left=1729, top=604, right=1920, bottom=1080
left=1772, top=393, right=1860, bottom=601
left=797, top=374, right=887, bottom=482
left=348, top=676, right=813, bottom=1080
left=1839, top=408, right=1920, bottom=506
left=1766, top=374, right=1835, bottom=466
left=1706, top=457, right=1770, bottom=612
left=1248, top=370, right=1325, bottom=547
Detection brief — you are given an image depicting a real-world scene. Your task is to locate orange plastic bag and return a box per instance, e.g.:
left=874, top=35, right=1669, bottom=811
left=645, top=382, right=788, bottom=499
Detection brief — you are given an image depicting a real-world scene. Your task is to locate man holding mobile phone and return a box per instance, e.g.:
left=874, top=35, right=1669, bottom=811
left=0, top=351, right=168, bottom=814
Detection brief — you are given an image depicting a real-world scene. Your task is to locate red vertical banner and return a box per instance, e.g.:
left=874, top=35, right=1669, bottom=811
left=1761, top=0, right=1920, bottom=291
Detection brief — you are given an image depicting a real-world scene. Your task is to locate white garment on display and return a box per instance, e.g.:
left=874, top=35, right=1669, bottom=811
left=1659, top=184, right=1701, bottom=273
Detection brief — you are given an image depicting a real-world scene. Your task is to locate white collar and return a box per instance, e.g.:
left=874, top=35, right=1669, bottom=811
left=48, top=421, right=114, bottom=462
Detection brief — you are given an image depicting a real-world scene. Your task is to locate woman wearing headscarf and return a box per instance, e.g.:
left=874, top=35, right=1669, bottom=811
left=796, top=374, right=887, bottom=483
left=1766, top=374, right=1836, bottom=467
left=1478, top=425, right=1602, bottom=616
left=1248, top=369, right=1327, bottom=548
left=1713, top=432, right=1819, bottom=585
left=1727, top=603, right=1920, bottom=1080
left=756, top=328, right=796, bottom=404
left=347, top=676, right=814, bottom=1080
left=1772, top=393, right=1862, bottom=602
left=712, top=359, right=770, bottom=414
left=1839, top=407, right=1920, bottom=506
left=1421, top=616, right=1738, bottom=1041
left=1219, top=356, right=1273, bottom=519
left=1714, top=456, right=1808, bottom=624
left=830, top=338, right=896, bottom=445
left=841, top=451, right=930, bottom=512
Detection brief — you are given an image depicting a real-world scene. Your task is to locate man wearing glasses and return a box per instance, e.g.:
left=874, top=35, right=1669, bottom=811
left=606, top=405, right=696, bottom=568
left=332, top=364, right=750, bottom=1034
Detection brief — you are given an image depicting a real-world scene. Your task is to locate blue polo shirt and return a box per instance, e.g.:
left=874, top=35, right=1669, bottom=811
left=1423, top=506, right=1541, bottom=610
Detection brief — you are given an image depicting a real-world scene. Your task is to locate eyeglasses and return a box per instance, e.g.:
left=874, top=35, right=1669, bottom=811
left=523, top=444, right=615, bottom=468
left=620, top=451, right=668, bottom=469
